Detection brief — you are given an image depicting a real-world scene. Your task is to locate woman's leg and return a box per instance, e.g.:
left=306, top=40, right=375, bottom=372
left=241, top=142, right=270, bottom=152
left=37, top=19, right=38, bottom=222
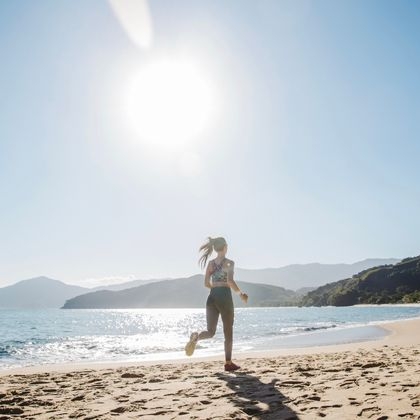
left=198, top=299, right=219, bottom=340
left=185, top=295, right=220, bottom=356
left=216, top=290, right=234, bottom=362
left=220, top=308, right=234, bottom=361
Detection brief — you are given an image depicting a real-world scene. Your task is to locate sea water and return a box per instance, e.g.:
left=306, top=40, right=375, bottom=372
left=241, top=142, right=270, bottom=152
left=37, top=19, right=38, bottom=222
left=1, top=305, right=420, bottom=370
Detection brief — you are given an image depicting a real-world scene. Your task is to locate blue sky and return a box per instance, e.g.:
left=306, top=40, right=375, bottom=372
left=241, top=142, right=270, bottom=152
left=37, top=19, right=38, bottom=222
left=0, top=0, right=419, bottom=286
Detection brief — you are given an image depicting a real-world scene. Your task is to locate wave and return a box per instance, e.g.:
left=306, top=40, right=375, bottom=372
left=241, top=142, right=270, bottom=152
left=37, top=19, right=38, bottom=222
left=279, top=324, right=338, bottom=335
left=0, top=340, right=29, bottom=358
left=302, top=324, right=337, bottom=332
left=0, top=347, right=10, bottom=357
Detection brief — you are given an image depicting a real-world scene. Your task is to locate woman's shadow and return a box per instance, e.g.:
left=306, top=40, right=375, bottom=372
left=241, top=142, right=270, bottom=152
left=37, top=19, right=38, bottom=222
left=215, top=371, right=299, bottom=420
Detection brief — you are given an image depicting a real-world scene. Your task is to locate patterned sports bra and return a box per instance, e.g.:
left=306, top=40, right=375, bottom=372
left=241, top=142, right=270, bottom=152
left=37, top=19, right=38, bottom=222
left=211, top=258, right=233, bottom=285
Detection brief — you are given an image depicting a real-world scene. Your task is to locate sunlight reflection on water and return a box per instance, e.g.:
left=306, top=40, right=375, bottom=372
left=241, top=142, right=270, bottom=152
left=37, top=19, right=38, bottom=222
left=1, top=306, right=420, bottom=369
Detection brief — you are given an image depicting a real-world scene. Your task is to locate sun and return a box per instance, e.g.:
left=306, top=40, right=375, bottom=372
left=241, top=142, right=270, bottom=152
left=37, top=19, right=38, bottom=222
left=124, top=58, right=217, bottom=151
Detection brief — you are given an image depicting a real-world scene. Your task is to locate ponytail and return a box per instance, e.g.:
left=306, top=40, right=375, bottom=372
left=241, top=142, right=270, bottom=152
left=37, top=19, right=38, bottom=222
left=198, top=236, right=227, bottom=269
left=198, top=237, right=214, bottom=269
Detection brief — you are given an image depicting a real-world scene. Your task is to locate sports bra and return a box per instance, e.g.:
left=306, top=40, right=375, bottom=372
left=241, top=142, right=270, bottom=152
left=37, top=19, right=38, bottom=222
left=211, top=258, right=232, bottom=284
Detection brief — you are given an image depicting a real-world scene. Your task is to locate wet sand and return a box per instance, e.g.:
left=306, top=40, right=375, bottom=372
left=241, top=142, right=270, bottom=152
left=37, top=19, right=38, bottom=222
left=0, top=318, right=419, bottom=419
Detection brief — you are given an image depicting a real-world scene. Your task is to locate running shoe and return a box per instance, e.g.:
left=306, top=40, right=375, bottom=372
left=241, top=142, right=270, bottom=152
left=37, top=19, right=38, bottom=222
left=224, top=362, right=241, bottom=372
left=185, top=332, right=199, bottom=356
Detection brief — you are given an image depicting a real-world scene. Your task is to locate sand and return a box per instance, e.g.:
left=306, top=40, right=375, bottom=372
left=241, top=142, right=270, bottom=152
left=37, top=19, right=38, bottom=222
left=0, top=318, right=419, bottom=419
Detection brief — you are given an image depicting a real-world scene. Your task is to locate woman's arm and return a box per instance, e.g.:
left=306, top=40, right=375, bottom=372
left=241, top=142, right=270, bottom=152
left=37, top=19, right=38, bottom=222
left=227, top=261, right=248, bottom=303
left=204, top=261, right=213, bottom=289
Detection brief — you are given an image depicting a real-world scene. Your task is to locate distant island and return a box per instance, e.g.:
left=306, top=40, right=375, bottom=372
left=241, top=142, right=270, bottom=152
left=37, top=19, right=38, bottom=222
left=301, top=256, right=420, bottom=306
left=61, top=276, right=300, bottom=309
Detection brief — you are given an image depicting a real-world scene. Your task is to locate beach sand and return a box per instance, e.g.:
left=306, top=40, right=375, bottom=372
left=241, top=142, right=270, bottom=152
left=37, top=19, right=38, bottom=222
left=0, top=318, right=419, bottom=419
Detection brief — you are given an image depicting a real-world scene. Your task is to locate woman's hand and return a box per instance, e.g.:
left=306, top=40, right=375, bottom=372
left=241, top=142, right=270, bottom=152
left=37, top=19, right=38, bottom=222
left=240, top=292, right=248, bottom=304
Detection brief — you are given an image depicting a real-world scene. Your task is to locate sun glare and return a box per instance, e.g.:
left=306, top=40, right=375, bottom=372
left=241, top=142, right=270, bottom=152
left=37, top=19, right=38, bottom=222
left=124, top=58, right=217, bottom=151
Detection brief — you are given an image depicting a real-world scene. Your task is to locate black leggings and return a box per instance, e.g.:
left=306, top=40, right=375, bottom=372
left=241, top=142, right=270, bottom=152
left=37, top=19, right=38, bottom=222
left=198, top=287, right=234, bottom=361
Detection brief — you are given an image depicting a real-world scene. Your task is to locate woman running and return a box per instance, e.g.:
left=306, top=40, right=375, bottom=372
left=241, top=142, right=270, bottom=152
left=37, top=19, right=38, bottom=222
left=185, top=236, right=248, bottom=371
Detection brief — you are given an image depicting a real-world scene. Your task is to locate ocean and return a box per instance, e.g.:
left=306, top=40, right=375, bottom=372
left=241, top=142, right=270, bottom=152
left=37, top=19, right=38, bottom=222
left=1, top=306, right=420, bottom=370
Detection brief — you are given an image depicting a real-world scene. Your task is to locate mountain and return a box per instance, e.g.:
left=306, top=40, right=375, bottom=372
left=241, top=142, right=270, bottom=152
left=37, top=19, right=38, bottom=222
left=91, top=278, right=168, bottom=292
left=0, top=277, right=89, bottom=309
left=301, top=256, right=420, bottom=306
left=235, top=258, right=400, bottom=291
left=295, top=287, right=317, bottom=296
left=62, top=275, right=299, bottom=309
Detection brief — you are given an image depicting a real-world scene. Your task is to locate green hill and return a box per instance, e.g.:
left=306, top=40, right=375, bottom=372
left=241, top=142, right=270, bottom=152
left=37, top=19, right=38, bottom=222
left=301, top=256, right=420, bottom=306
left=62, top=275, right=299, bottom=309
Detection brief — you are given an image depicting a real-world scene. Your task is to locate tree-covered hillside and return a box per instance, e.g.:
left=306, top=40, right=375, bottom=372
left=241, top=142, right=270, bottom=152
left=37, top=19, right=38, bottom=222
left=301, top=256, right=420, bottom=306
left=62, top=276, right=300, bottom=309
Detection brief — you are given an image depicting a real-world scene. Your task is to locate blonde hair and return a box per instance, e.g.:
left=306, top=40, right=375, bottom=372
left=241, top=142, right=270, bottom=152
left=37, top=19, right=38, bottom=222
left=198, top=236, right=227, bottom=269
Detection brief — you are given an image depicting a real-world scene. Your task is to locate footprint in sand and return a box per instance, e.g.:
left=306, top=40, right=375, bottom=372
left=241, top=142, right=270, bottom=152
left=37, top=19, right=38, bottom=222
left=357, top=406, right=380, bottom=416
left=0, top=407, right=24, bottom=415
left=110, top=406, right=128, bottom=413
left=121, top=372, right=144, bottom=379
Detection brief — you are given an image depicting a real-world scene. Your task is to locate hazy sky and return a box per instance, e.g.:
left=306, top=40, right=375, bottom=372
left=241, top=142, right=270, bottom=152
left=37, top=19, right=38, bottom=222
left=1, top=0, right=419, bottom=287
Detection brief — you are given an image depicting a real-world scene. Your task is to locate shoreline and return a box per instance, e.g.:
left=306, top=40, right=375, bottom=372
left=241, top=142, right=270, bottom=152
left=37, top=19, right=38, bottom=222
left=1, top=317, right=419, bottom=376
